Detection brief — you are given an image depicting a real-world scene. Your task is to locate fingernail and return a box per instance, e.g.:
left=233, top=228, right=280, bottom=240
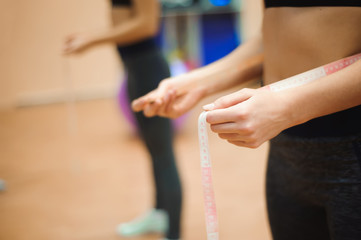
left=202, top=103, right=215, bottom=111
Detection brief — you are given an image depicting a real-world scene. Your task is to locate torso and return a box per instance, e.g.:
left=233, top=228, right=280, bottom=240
left=111, top=0, right=159, bottom=59
left=262, top=6, right=361, bottom=137
left=262, top=6, right=361, bottom=84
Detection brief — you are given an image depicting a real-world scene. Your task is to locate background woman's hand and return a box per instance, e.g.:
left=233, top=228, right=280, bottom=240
left=132, top=74, right=207, bottom=118
left=63, top=33, right=93, bottom=55
left=204, top=88, right=295, bottom=148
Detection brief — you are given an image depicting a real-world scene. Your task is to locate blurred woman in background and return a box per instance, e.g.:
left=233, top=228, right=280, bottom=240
left=63, top=1, right=182, bottom=239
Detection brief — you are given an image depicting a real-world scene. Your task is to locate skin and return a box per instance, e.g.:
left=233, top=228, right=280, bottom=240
left=132, top=5, right=361, bottom=148
left=131, top=38, right=264, bottom=117
left=62, top=0, right=160, bottom=55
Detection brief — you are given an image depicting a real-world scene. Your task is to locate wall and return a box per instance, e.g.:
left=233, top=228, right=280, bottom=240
left=0, top=0, right=263, bottom=110
left=0, top=0, right=122, bottom=109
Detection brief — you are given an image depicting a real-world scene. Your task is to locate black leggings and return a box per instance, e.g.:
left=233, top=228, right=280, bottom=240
left=120, top=48, right=182, bottom=239
left=266, top=133, right=361, bottom=240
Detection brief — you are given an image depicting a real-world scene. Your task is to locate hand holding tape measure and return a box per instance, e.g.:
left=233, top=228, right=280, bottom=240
left=202, top=53, right=361, bottom=149
left=198, top=53, right=361, bottom=239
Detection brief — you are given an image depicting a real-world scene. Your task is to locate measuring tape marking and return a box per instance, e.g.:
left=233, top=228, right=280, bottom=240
left=265, top=53, right=361, bottom=92
left=198, top=111, right=219, bottom=240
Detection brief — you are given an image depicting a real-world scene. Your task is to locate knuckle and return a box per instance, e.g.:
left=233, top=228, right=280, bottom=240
left=218, top=133, right=227, bottom=139
left=235, top=110, right=247, bottom=120
left=160, top=79, right=172, bottom=88
left=238, top=88, right=248, bottom=94
left=244, top=124, right=255, bottom=134
left=248, top=142, right=260, bottom=149
left=247, top=134, right=257, bottom=143
left=237, top=120, right=254, bottom=133
left=215, top=98, right=227, bottom=107
left=246, top=137, right=261, bottom=148
left=210, top=124, right=217, bottom=132
left=235, top=105, right=251, bottom=119
left=242, top=87, right=253, bottom=93
left=158, top=81, right=167, bottom=89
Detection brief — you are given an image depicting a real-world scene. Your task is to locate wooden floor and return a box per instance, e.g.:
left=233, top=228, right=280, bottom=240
left=0, top=98, right=271, bottom=240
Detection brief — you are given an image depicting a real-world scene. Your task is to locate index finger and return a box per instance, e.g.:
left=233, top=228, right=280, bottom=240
left=131, top=90, right=158, bottom=112
left=206, top=104, right=243, bottom=124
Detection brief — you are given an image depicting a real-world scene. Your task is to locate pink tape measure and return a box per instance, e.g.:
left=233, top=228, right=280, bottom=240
left=198, top=52, right=361, bottom=240
left=265, top=53, right=361, bottom=92
left=198, top=111, right=219, bottom=240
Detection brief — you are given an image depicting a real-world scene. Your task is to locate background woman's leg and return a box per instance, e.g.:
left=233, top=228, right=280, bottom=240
left=125, top=49, right=182, bottom=239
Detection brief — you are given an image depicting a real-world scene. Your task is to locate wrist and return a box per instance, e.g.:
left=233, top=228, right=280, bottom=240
left=278, top=90, right=309, bottom=129
left=85, top=30, right=109, bottom=47
left=86, top=33, right=100, bottom=46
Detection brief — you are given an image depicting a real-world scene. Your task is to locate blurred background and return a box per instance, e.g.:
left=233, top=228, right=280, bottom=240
left=0, top=0, right=269, bottom=239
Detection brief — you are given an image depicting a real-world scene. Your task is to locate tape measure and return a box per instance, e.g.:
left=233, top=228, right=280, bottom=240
left=265, top=53, right=361, bottom=92
left=198, top=111, right=219, bottom=240
left=198, top=52, right=361, bottom=240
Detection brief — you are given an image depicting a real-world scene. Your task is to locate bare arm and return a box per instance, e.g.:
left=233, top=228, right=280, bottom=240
left=89, top=0, right=159, bottom=46
left=282, top=59, right=361, bottom=127
left=132, top=34, right=264, bottom=118
left=206, top=58, right=361, bottom=148
left=186, top=34, right=264, bottom=96
left=63, top=0, right=160, bottom=54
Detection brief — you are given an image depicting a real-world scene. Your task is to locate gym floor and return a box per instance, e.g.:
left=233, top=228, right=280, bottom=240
left=0, top=98, right=271, bottom=240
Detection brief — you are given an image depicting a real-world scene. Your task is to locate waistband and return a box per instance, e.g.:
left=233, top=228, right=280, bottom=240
left=264, top=0, right=361, bottom=8
left=116, top=38, right=158, bottom=58
left=111, top=0, right=131, bottom=7
left=282, top=105, right=361, bottom=138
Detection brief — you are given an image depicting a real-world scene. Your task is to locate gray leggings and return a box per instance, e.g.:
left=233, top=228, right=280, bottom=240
left=266, top=133, right=361, bottom=240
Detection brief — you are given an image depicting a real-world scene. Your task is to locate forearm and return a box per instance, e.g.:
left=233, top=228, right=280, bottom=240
left=131, top=30, right=263, bottom=118
left=281, top=59, right=361, bottom=127
left=191, top=34, right=264, bottom=97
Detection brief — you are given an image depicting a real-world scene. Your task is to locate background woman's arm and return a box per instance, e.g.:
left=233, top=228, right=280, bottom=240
left=63, top=0, right=159, bottom=54
left=90, top=0, right=159, bottom=46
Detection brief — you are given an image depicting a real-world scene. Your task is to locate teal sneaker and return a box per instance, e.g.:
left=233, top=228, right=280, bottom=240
left=116, top=208, right=168, bottom=237
left=0, top=179, right=5, bottom=192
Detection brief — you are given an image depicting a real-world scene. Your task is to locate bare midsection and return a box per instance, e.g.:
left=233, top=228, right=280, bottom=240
left=262, top=7, right=361, bottom=84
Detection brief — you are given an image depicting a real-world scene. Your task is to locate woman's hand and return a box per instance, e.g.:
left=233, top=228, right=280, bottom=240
left=63, top=33, right=94, bottom=55
left=204, top=88, right=295, bottom=148
left=132, top=74, right=207, bottom=118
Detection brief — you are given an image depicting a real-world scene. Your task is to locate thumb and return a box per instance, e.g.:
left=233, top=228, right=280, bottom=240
left=202, top=88, right=254, bottom=111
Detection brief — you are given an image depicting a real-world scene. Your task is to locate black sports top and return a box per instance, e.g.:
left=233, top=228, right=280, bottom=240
left=110, top=0, right=159, bottom=58
left=264, top=0, right=361, bottom=8
left=116, top=38, right=158, bottom=58
left=111, top=0, right=131, bottom=7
